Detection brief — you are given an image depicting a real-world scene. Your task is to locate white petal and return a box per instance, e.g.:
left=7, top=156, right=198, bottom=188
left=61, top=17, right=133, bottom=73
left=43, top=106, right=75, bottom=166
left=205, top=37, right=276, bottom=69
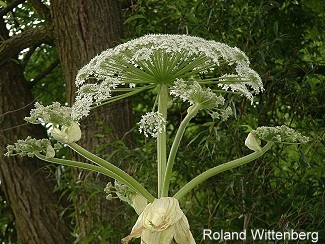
left=141, top=226, right=174, bottom=244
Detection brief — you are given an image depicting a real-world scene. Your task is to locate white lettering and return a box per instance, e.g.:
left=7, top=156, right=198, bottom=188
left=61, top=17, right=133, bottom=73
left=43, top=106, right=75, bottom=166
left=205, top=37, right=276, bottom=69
left=298, top=231, right=306, bottom=240
left=203, top=229, right=212, bottom=240
left=251, top=229, right=265, bottom=240
left=275, top=231, right=282, bottom=239
left=212, top=230, right=221, bottom=240
left=310, top=232, right=318, bottom=243
left=203, top=228, right=318, bottom=242
left=223, top=231, right=231, bottom=240
left=239, top=230, right=247, bottom=240
left=290, top=230, right=299, bottom=240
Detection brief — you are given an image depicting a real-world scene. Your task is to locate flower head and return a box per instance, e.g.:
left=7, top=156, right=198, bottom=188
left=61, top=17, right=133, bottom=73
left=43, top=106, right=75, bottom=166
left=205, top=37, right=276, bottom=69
left=122, top=197, right=195, bottom=244
left=71, top=77, right=121, bottom=120
left=5, top=136, right=55, bottom=158
left=73, top=34, right=263, bottom=120
left=138, top=112, right=166, bottom=137
left=170, top=78, right=225, bottom=110
left=252, top=125, right=309, bottom=143
left=25, top=102, right=73, bottom=126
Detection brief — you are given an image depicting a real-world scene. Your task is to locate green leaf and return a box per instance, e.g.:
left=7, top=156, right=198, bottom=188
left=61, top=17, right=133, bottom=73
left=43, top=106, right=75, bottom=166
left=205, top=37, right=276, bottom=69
left=0, top=1, right=7, bottom=7
left=123, top=14, right=146, bottom=24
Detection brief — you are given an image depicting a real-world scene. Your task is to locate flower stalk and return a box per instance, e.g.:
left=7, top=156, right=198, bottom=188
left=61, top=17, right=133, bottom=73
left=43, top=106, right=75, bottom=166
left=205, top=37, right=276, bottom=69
left=157, top=84, right=168, bottom=198
left=68, top=142, right=155, bottom=202
left=162, top=103, right=201, bottom=197
left=173, top=141, right=274, bottom=200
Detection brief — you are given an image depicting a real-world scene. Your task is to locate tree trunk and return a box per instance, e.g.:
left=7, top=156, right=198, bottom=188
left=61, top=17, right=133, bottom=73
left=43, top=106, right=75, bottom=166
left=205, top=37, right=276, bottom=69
left=50, top=1, right=134, bottom=242
left=0, top=18, right=72, bottom=243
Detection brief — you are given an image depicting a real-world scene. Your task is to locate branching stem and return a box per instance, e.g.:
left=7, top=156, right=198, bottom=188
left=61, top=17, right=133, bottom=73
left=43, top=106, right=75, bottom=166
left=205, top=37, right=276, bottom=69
left=68, top=142, right=155, bottom=202
left=157, top=84, right=168, bottom=198
left=173, top=141, right=274, bottom=200
left=161, top=104, right=201, bottom=197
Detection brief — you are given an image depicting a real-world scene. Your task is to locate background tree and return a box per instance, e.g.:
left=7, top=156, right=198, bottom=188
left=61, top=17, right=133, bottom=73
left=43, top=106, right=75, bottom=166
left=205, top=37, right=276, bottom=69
left=0, top=15, right=71, bottom=243
left=1, top=0, right=133, bottom=243
left=50, top=1, right=134, bottom=242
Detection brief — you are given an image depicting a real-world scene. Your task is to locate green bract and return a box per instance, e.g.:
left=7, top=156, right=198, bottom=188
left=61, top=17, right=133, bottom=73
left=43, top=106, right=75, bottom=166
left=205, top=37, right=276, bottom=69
left=245, top=132, right=262, bottom=151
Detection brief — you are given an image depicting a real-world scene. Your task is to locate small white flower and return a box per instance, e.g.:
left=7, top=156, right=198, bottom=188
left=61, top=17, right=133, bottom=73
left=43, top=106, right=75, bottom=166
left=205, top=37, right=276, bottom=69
left=220, top=106, right=233, bottom=121
left=211, top=106, right=233, bottom=121
left=138, top=112, right=166, bottom=138
left=122, top=197, right=195, bottom=244
left=71, top=93, right=92, bottom=121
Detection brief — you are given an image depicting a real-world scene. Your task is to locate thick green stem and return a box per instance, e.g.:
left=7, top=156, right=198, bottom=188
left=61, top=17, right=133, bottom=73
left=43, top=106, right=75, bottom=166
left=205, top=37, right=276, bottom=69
left=173, top=141, right=274, bottom=200
left=161, top=104, right=201, bottom=197
left=157, top=84, right=168, bottom=198
left=68, top=142, right=155, bottom=202
left=35, top=153, right=124, bottom=183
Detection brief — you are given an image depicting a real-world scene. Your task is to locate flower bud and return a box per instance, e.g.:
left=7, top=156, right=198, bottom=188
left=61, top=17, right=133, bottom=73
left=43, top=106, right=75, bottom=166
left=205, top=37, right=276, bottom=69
left=245, top=132, right=261, bottom=151
left=51, top=121, right=81, bottom=143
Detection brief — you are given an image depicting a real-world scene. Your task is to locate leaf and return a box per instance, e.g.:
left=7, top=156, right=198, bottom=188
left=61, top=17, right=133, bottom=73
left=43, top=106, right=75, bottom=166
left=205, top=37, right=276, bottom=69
left=123, top=14, right=146, bottom=24
left=202, top=122, right=214, bottom=127
left=273, top=21, right=279, bottom=36
left=0, top=1, right=7, bottom=7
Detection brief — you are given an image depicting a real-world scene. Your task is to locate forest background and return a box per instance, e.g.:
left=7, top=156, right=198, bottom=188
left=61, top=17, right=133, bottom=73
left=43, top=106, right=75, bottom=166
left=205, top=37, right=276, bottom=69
left=0, top=0, right=324, bottom=243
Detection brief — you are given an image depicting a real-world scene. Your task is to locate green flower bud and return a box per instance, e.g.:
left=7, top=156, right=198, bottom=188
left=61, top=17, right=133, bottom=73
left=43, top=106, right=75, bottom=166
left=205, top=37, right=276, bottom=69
left=51, top=121, right=81, bottom=144
left=245, top=132, right=262, bottom=152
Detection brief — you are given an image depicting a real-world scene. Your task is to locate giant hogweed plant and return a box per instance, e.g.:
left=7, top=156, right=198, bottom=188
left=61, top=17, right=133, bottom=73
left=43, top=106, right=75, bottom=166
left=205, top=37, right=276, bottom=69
left=6, top=34, right=308, bottom=243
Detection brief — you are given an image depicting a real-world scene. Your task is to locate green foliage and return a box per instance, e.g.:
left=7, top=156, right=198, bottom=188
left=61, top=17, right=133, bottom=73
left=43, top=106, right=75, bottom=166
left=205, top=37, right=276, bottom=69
left=24, top=44, right=66, bottom=104
left=1, top=0, right=324, bottom=242
left=122, top=0, right=325, bottom=242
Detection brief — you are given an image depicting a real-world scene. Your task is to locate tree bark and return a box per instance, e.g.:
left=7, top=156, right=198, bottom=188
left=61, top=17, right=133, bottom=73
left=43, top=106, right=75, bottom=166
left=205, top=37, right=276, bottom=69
left=50, top=0, right=134, bottom=242
left=0, top=17, right=72, bottom=243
